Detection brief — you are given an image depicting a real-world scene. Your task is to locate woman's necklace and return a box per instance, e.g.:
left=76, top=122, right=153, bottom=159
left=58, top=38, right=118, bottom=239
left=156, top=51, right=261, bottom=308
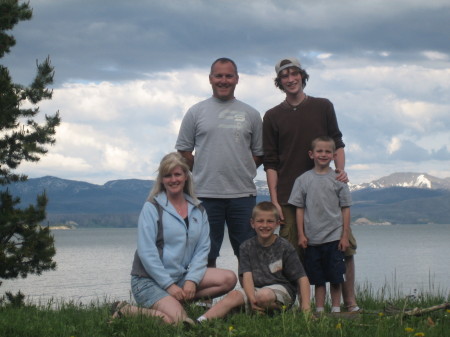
left=173, top=200, right=187, bottom=217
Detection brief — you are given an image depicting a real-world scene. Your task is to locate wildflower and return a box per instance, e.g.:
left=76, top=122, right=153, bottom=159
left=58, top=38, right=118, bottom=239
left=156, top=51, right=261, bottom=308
left=281, top=305, right=287, bottom=311
left=447, top=309, right=450, bottom=314
left=414, top=333, right=425, bottom=337
left=228, top=326, right=234, bottom=332
left=405, top=327, right=415, bottom=332
left=335, top=322, right=342, bottom=329
left=378, top=312, right=384, bottom=317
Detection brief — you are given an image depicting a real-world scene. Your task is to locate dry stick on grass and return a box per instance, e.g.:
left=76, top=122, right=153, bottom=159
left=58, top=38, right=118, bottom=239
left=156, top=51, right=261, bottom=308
left=385, top=302, right=449, bottom=317
left=401, top=302, right=450, bottom=317
left=320, top=302, right=450, bottom=320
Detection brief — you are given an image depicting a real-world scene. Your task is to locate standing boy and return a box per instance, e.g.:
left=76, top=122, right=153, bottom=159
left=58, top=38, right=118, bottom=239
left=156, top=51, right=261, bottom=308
left=196, top=201, right=310, bottom=322
left=176, top=57, right=263, bottom=268
left=288, top=136, right=351, bottom=313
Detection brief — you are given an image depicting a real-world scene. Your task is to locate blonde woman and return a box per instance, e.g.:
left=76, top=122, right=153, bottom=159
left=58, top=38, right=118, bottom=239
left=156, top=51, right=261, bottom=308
left=122, top=152, right=236, bottom=325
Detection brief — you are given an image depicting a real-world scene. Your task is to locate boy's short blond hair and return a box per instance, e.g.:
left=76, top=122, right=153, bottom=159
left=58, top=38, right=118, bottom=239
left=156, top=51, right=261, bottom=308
left=311, top=136, right=336, bottom=151
left=252, top=201, right=280, bottom=221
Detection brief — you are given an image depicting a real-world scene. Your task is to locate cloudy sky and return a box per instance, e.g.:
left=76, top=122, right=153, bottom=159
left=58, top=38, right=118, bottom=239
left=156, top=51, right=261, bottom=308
left=3, top=0, right=450, bottom=185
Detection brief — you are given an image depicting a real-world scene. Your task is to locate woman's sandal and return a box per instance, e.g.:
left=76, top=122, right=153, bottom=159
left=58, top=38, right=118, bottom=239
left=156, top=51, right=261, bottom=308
left=346, top=305, right=362, bottom=313
left=182, top=317, right=196, bottom=329
left=110, top=301, right=129, bottom=319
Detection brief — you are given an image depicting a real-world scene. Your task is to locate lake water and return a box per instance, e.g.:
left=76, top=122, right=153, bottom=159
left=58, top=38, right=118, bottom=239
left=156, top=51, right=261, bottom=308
left=2, top=224, right=449, bottom=304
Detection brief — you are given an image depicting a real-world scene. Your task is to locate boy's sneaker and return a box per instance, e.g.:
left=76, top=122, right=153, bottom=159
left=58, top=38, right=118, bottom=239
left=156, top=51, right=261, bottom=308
left=195, top=299, right=213, bottom=309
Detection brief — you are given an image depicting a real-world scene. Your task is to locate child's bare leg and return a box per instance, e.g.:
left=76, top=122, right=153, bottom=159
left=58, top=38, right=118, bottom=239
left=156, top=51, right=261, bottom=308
left=202, top=290, right=245, bottom=319
left=254, top=288, right=279, bottom=310
left=330, top=283, right=342, bottom=311
left=314, top=285, right=326, bottom=310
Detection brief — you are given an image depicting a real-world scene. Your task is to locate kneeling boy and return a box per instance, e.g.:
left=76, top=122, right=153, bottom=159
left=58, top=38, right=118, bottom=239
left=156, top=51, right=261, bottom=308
left=197, top=201, right=310, bottom=322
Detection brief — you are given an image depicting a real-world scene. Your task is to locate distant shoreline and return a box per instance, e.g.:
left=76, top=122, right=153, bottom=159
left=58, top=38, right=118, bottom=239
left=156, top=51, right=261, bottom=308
left=47, top=225, right=76, bottom=230
left=352, top=217, right=392, bottom=226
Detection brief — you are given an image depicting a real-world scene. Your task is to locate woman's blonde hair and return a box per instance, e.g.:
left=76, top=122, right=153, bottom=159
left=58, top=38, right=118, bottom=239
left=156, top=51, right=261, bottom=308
left=147, top=152, right=197, bottom=202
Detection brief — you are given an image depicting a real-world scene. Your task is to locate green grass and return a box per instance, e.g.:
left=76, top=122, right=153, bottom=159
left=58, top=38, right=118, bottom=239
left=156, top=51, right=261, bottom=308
left=1, top=285, right=449, bottom=337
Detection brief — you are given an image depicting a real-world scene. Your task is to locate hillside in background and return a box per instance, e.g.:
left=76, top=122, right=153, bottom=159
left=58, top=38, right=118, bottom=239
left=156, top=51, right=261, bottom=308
left=351, top=187, right=450, bottom=224
left=2, top=173, right=449, bottom=227
left=3, top=176, right=153, bottom=228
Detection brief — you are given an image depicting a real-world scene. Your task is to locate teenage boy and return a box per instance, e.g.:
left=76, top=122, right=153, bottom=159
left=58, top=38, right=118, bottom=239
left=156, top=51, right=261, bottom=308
left=196, top=201, right=310, bottom=322
left=263, top=57, right=359, bottom=312
left=288, top=136, right=351, bottom=313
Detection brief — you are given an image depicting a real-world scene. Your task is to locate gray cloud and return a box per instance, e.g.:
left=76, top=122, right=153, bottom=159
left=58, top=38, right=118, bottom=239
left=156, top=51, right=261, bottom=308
left=4, top=1, right=449, bottom=84
left=388, top=140, right=434, bottom=161
left=430, top=146, right=450, bottom=160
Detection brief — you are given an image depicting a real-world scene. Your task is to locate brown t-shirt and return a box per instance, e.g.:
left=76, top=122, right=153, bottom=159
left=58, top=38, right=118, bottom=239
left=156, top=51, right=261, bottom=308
left=262, top=96, right=345, bottom=204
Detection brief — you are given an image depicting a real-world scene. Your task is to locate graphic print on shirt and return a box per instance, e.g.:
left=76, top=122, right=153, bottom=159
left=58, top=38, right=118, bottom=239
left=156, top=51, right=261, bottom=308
left=218, top=108, right=246, bottom=143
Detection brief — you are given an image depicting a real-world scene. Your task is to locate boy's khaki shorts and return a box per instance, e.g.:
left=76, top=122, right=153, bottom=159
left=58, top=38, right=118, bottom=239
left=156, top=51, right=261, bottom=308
left=237, top=284, right=293, bottom=312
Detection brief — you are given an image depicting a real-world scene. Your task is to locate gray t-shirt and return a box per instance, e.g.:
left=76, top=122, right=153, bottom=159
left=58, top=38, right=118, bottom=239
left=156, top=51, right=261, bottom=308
left=288, top=169, right=352, bottom=245
left=238, top=236, right=306, bottom=300
left=176, top=97, right=263, bottom=198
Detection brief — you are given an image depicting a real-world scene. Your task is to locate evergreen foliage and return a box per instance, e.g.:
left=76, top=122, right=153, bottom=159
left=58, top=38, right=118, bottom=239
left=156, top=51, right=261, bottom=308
left=0, top=0, right=60, bottom=292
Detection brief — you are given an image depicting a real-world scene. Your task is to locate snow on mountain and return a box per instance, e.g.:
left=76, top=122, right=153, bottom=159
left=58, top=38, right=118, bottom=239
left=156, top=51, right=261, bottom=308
left=254, top=172, right=450, bottom=194
left=348, top=172, right=450, bottom=192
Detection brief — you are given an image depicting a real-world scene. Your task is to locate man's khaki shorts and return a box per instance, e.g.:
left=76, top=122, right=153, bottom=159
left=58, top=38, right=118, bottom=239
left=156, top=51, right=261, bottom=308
left=345, top=229, right=357, bottom=257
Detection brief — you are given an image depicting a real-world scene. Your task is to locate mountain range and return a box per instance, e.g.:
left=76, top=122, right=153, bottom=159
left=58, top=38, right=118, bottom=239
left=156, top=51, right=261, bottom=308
left=348, top=172, right=450, bottom=191
left=2, top=172, right=449, bottom=227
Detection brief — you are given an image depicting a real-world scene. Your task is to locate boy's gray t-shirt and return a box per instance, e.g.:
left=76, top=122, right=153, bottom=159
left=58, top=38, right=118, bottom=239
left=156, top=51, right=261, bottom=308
left=175, top=97, right=263, bottom=198
left=288, top=169, right=352, bottom=245
left=238, top=236, right=306, bottom=300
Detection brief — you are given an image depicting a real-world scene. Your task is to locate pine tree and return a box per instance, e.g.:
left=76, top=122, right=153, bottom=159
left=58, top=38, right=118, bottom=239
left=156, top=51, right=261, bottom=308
left=0, top=0, right=60, bottom=292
